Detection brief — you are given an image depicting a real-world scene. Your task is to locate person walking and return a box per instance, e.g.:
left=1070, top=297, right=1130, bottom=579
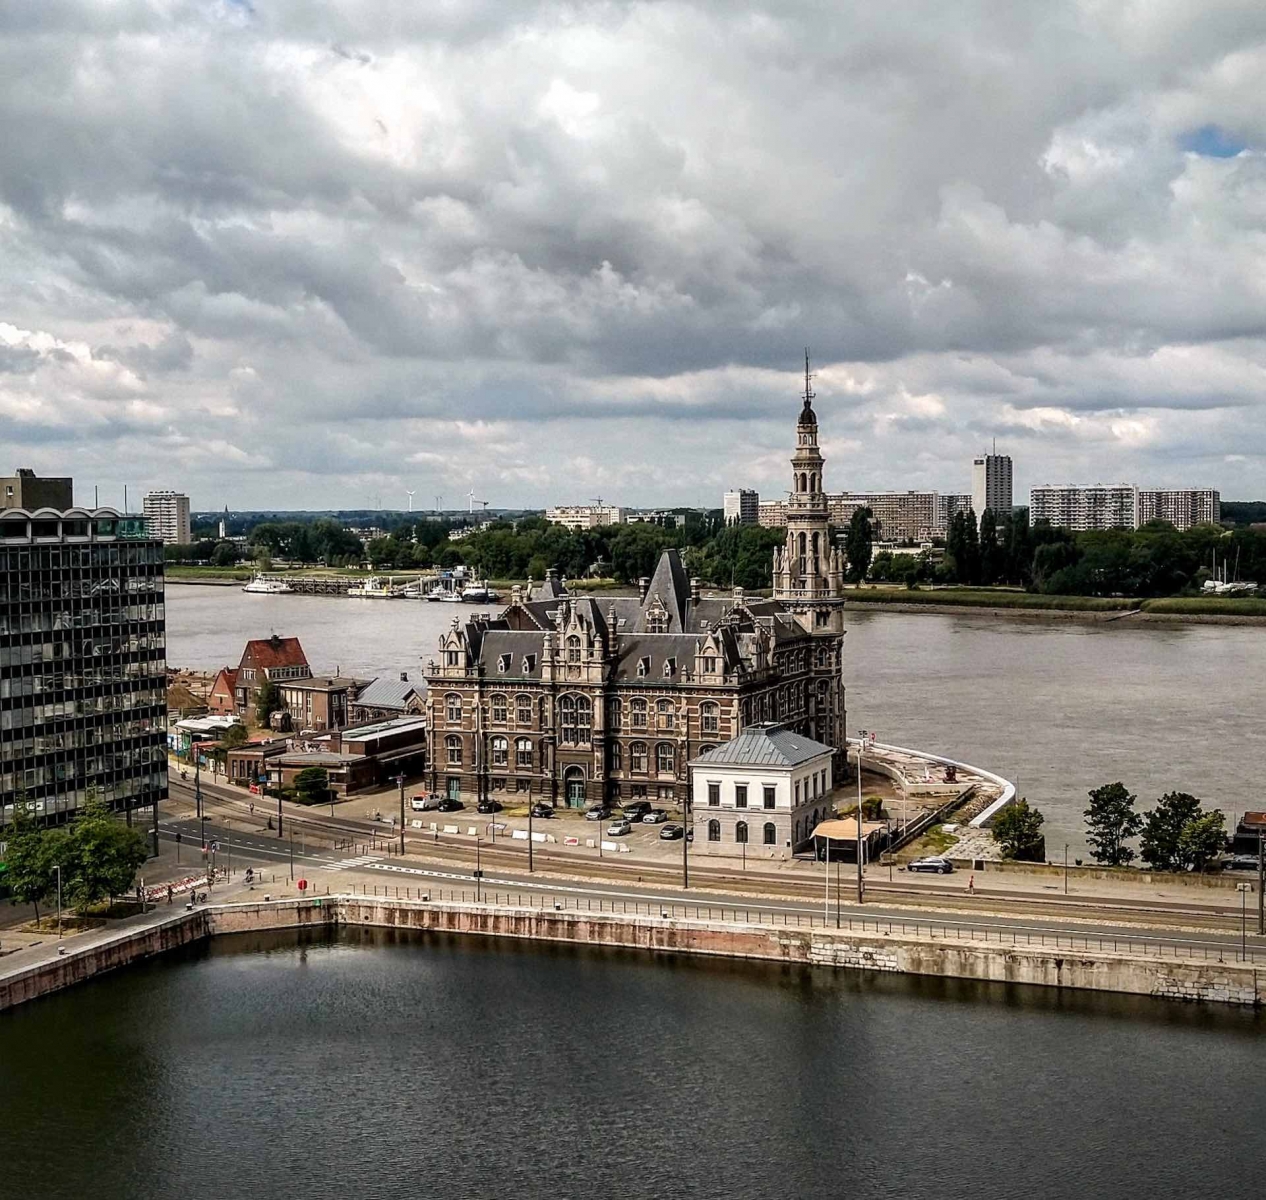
left=967, top=873, right=975, bottom=895
left=167, top=884, right=174, bottom=905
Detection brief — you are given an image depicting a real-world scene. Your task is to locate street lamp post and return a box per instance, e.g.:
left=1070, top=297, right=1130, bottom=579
left=528, top=799, right=534, bottom=873
left=54, top=865, right=62, bottom=940
left=682, top=794, right=690, bottom=889
left=1064, top=844, right=1069, bottom=896
left=855, top=731, right=867, bottom=905
left=1239, top=883, right=1251, bottom=961
left=194, top=753, right=202, bottom=821
left=475, top=836, right=482, bottom=902
left=395, top=773, right=406, bottom=855
left=276, top=781, right=283, bottom=839
left=1258, top=829, right=1264, bottom=937
left=289, top=825, right=294, bottom=882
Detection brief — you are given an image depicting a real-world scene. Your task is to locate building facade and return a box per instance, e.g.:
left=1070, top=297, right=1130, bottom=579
left=1136, top=488, right=1220, bottom=530
left=689, top=724, right=835, bottom=859
left=971, top=452, right=1013, bottom=519
left=544, top=504, right=626, bottom=530
left=723, top=489, right=759, bottom=526
left=2, top=468, right=73, bottom=511
left=829, top=492, right=944, bottom=543
left=142, top=490, right=192, bottom=545
left=757, top=500, right=788, bottom=528
left=0, top=505, right=167, bottom=826
left=1029, top=485, right=1139, bottom=531
left=424, top=381, right=848, bottom=810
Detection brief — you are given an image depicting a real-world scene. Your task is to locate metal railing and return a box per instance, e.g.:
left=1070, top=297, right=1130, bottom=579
left=338, top=885, right=1260, bottom=965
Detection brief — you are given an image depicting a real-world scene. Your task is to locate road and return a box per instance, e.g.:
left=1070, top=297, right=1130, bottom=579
left=158, top=810, right=1266, bottom=965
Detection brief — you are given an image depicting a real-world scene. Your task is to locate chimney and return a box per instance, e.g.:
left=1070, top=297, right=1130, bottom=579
left=638, top=576, right=650, bottom=603
left=400, top=671, right=408, bottom=682
left=689, top=577, right=700, bottom=603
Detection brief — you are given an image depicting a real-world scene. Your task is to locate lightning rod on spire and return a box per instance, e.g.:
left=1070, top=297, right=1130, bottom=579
left=802, top=347, right=815, bottom=405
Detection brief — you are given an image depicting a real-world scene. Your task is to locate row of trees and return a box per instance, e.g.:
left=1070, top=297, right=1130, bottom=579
left=5, top=798, right=150, bottom=922
left=1084, top=783, right=1227, bottom=873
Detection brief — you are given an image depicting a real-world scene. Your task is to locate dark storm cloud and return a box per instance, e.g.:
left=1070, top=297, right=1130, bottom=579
left=1, top=0, right=1265, bottom=507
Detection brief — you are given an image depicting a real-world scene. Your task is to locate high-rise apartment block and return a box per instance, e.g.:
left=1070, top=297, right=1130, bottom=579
left=1029, top=485, right=1139, bottom=530
left=723, top=488, right=759, bottom=525
left=1136, top=489, right=1220, bottom=530
left=828, top=492, right=943, bottom=543
left=2, top=468, right=73, bottom=511
left=142, top=490, right=192, bottom=544
left=939, top=493, right=973, bottom=529
left=544, top=504, right=626, bottom=531
left=972, top=452, right=1013, bottom=518
left=1, top=498, right=167, bottom=828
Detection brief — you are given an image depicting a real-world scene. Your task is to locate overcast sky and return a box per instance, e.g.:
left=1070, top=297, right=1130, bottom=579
left=3, top=1, right=1265, bottom=512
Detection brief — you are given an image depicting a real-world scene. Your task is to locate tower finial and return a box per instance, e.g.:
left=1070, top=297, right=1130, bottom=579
left=803, top=347, right=815, bottom=405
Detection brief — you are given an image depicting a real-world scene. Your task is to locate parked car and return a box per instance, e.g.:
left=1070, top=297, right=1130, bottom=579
left=585, top=805, right=610, bottom=821
left=607, top=819, right=632, bottom=836
left=410, top=794, right=441, bottom=812
left=476, top=798, right=502, bottom=814
left=642, top=809, right=669, bottom=824
left=1226, top=854, right=1260, bottom=871
left=907, top=856, right=954, bottom=874
left=437, top=797, right=464, bottom=813
left=622, top=801, right=652, bottom=822
left=531, top=803, right=554, bottom=819
left=659, top=823, right=684, bottom=840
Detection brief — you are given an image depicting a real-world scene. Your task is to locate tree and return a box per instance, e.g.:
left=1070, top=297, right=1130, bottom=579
left=845, top=506, right=873, bottom=583
left=1176, top=811, right=1227, bottom=873
left=979, top=508, right=1003, bottom=586
left=1084, top=782, right=1141, bottom=866
left=221, top=723, right=249, bottom=750
left=211, top=541, right=239, bottom=567
left=254, top=677, right=281, bottom=727
left=1139, top=791, right=1203, bottom=872
left=991, top=798, right=1046, bottom=861
left=5, top=800, right=63, bottom=923
left=65, top=798, right=149, bottom=909
left=294, top=767, right=330, bottom=807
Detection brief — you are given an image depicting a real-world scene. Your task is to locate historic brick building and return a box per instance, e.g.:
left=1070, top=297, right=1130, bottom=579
left=422, top=381, right=848, bottom=810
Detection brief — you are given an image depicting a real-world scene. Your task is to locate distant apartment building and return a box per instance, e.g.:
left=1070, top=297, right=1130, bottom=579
left=1136, top=488, right=1220, bottom=530
left=1030, top=485, right=1139, bottom=531
left=829, top=492, right=943, bottom=543
left=723, top=489, right=759, bottom=526
left=971, top=452, right=1013, bottom=518
left=2, top=467, right=73, bottom=511
left=545, top=504, right=626, bottom=531
left=1, top=501, right=167, bottom=826
left=142, top=489, right=192, bottom=544
left=758, top=500, right=788, bottom=528
left=939, top=493, right=973, bottom=528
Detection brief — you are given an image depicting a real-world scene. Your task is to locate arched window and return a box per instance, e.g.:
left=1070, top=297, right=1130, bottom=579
left=657, top=699, right=674, bottom=730
left=707, top=819, right=721, bottom=842
left=559, top=693, right=591, bottom=745
left=630, top=741, right=648, bottom=773
left=699, top=744, right=716, bottom=756
left=566, top=635, right=582, bottom=664
left=610, top=741, right=623, bottom=772
left=445, top=735, right=462, bottom=766
left=630, top=698, right=648, bottom=729
left=446, top=693, right=462, bottom=723
left=490, top=736, right=508, bottom=767
left=763, top=822, right=777, bottom=845
left=490, top=693, right=507, bottom=724
left=515, top=737, right=532, bottom=768
left=700, top=701, right=719, bottom=735
left=516, top=694, right=533, bottom=726
left=656, top=743, right=674, bottom=774
left=736, top=821, right=748, bottom=844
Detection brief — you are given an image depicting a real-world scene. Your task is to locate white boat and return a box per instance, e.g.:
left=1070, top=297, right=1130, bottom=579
left=346, top=576, right=398, bottom=599
left=460, top=581, right=500, bottom=603
left=425, top=584, right=451, bottom=601
left=242, top=574, right=294, bottom=595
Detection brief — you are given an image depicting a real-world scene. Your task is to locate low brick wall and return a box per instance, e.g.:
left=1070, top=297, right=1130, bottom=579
left=3, top=897, right=1261, bottom=1012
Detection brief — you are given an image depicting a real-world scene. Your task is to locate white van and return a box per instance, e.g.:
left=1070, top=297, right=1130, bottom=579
left=411, top=793, right=441, bottom=812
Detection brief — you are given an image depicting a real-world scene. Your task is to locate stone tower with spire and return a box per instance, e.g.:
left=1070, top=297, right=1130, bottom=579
left=773, top=351, right=845, bottom=631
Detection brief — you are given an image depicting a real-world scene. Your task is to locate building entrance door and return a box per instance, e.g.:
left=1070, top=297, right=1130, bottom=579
left=564, top=767, right=585, bottom=809
left=446, top=776, right=461, bottom=801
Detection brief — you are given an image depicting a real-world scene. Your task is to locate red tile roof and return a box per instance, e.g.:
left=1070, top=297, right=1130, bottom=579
left=211, top=667, right=239, bottom=695
left=239, top=635, right=309, bottom=671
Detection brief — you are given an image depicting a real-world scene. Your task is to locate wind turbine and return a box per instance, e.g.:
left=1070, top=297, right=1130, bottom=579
left=406, top=490, right=415, bottom=513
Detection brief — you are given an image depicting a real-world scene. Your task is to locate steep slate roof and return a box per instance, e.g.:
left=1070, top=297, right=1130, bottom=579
left=691, top=723, right=833, bottom=768
left=240, top=635, right=309, bottom=672
left=354, top=675, right=422, bottom=711
left=611, top=634, right=702, bottom=682
left=635, top=548, right=691, bottom=632
left=476, top=630, right=548, bottom=680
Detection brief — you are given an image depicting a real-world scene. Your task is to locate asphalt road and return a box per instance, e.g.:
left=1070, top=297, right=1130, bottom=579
left=159, top=814, right=1266, bottom=964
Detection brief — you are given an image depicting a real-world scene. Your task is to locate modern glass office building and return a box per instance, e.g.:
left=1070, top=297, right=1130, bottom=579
left=0, top=505, right=167, bottom=829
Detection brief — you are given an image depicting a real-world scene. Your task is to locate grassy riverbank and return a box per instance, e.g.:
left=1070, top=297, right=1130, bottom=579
left=845, top=587, right=1138, bottom=612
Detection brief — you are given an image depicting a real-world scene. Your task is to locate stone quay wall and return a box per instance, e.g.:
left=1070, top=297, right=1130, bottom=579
left=2, top=897, right=1260, bottom=1012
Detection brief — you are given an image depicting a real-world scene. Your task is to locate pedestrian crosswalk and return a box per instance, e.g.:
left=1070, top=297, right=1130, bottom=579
left=323, top=855, right=382, bottom=872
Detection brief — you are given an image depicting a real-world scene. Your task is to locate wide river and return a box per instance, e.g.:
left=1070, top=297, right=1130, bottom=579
left=166, top=585, right=1263, bottom=854
left=3, top=929, right=1263, bottom=1199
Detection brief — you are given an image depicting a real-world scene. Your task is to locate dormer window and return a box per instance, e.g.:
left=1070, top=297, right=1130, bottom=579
left=703, top=656, right=717, bottom=674
left=566, top=635, right=582, bottom=664
left=498, top=654, right=511, bottom=673
left=523, top=654, right=536, bottom=673
left=663, top=657, right=676, bottom=678
left=445, top=650, right=459, bottom=667
left=647, top=611, right=667, bottom=634
left=637, top=656, right=650, bottom=678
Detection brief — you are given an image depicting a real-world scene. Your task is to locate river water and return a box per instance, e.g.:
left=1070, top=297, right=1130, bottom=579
left=3, top=929, right=1263, bottom=1200
left=165, top=585, right=1264, bottom=854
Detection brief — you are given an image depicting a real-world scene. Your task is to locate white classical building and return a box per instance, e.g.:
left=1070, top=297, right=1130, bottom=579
left=689, top=723, right=836, bottom=860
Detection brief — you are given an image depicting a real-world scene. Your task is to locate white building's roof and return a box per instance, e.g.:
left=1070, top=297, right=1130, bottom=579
left=690, top=723, right=833, bottom=769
